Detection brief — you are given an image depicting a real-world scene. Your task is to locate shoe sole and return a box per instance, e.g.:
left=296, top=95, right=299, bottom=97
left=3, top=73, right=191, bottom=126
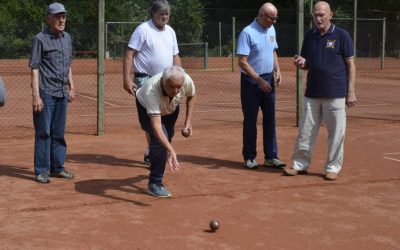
left=147, top=190, right=172, bottom=198
left=265, top=164, right=286, bottom=169
left=35, top=178, right=51, bottom=184
left=36, top=180, right=51, bottom=184
left=284, top=170, right=308, bottom=176
left=244, top=165, right=258, bottom=169
left=325, top=175, right=338, bottom=181
left=50, top=173, right=74, bottom=179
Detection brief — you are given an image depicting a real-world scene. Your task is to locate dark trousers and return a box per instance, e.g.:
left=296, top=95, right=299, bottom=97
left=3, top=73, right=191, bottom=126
left=240, top=73, right=278, bottom=161
left=136, top=99, right=179, bottom=184
left=33, top=90, right=68, bottom=175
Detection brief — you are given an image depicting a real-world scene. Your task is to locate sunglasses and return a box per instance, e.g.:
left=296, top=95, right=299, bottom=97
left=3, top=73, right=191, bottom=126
left=266, top=14, right=278, bottom=21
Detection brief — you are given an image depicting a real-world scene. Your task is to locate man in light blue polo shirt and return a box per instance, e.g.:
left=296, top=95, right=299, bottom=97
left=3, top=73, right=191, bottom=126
left=285, top=1, right=357, bottom=181
left=237, top=2, right=285, bottom=169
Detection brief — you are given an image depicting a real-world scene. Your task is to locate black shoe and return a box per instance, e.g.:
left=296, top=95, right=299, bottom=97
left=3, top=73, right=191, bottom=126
left=50, top=170, right=75, bottom=179
left=144, top=153, right=151, bottom=165
left=36, top=173, right=51, bottom=184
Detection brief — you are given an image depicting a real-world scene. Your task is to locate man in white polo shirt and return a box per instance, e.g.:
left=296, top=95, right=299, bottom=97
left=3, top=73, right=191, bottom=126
left=123, top=0, right=181, bottom=165
left=136, top=66, right=196, bottom=198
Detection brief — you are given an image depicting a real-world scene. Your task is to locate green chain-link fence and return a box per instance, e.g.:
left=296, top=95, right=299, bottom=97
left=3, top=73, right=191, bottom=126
left=1, top=5, right=399, bottom=139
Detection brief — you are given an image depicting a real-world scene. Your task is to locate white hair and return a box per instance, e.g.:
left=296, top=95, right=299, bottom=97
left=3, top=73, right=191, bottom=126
left=162, top=66, right=186, bottom=82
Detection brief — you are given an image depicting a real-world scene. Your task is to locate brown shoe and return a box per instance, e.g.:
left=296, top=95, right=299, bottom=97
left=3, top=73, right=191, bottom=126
left=325, top=172, right=338, bottom=181
left=284, top=167, right=308, bottom=176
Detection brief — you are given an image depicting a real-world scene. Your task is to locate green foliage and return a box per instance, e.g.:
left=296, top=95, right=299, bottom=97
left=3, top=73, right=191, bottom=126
left=169, top=0, right=204, bottom=43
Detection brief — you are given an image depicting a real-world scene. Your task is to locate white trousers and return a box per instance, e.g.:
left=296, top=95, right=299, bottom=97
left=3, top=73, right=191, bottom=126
left=292, top=97, right=346, bottom=174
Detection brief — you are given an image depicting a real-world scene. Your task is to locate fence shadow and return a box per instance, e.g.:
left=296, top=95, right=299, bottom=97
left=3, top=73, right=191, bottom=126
left=178, top=154, right=285, bottom=174
left=67, top=153, right=148, bottom=169
left=0, top=165, right=35, bottom=181
left=74, top=174, right=150, bottom=207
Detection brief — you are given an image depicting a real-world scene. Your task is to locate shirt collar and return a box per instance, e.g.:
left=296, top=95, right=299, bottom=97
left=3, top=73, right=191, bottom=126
left=44, top=28, right=65, bottom=39
left=252, top=18, right=270, bottom=32
left=313, top=24, right=335, bottom=36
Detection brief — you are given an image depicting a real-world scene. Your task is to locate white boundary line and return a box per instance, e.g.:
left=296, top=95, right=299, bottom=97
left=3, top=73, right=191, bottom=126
left=383, top=152, right=400, bottom=162
left=77, top=93, right=120, bottom=107
left=383, top=156, right=400, bottom=162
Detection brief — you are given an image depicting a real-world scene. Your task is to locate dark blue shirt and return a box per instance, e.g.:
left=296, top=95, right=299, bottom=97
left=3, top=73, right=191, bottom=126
left=29, top=29, right=72, bottom=98
left=301, top=24, right=353, bottom=98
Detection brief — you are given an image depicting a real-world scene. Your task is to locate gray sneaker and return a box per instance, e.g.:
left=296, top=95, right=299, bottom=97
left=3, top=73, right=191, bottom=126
left=264, top=158, right=286, bottom=168
left=35, top=173, right=51, bottom=184
left=147, top=183, right=172, bottom=198
left=244, top=159, right=258, bottom=169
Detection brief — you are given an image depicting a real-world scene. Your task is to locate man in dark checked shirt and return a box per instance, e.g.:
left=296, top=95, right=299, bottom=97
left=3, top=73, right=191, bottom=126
left=29, top=2, right=76, bottom=184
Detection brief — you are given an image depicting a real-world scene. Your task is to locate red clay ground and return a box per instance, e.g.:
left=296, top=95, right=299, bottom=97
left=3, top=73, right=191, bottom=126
left=1, top=118, right=399, bottom=249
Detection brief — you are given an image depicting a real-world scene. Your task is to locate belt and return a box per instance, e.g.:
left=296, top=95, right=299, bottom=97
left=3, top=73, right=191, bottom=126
left=241, top=72, right=272, bottom=78
left=134, top=72, right=150, bottom=77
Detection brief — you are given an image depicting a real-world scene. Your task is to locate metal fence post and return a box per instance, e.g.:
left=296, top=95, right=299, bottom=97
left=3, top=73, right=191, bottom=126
left=381, top=17, right=386, bottom=70
left=353, top=0, right=357, bottom=58
left=97, top=0, right=105, bottom=135
left=297, top=0, right=304, bottom=127
left=219, top=22, right=222, bottom=57
left=232, top=17, right=236, bottom=72
left=204, top=42, right=208, bottom=69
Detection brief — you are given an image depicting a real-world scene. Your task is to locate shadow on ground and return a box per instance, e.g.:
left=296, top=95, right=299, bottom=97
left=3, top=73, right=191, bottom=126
left=67, top=153, right=148, bottom=169
left=75, top=174, right=150, bottom=206
left=0, top=165, right=35, bottom=181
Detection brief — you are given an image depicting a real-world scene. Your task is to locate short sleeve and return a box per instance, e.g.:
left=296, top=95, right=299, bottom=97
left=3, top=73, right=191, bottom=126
left=184, top=74, right=195, bottom=97
left=29, top=36, right=42, bottom=69
left=342, top=30, right=354, bottom=58
left=300, top=30, right=311, bottom=59
left=128, top=25, right=145, bottom=52
left=236, top=30, right=251, bottom=56
left=171, top=28, right=179, bottom=56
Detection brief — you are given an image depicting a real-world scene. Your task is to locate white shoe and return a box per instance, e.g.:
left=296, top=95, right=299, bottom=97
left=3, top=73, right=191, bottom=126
left=244, top=159, right=258, bottom=169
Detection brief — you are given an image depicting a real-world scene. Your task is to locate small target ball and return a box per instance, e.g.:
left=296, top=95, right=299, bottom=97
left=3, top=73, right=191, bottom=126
left=209, top=220, right=220, bottom=231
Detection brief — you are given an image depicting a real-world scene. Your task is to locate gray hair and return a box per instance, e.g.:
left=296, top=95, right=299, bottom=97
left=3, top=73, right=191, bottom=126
left=149, top=0, right=171, bottom=17
left=162, top=66, right=186, bottom=83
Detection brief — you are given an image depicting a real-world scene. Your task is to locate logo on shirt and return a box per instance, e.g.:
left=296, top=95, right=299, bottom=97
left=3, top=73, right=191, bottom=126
left=270, top=36, right=275, bottom=43
left=326, top=40, right=336, bottom=49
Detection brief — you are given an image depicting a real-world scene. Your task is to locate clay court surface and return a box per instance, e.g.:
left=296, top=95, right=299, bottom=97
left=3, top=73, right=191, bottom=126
left=0, top=57, right=400, bottom=249
left=1, top=118, right=400, bottom=249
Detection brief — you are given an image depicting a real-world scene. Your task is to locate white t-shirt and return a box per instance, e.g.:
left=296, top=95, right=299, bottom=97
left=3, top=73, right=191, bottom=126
left=128, top=20, right=179, bottom=76
left=136, top=72, right=195, bottom=116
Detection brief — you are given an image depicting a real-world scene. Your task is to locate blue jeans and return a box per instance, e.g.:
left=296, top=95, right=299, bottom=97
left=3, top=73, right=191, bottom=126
left=136, top=99, right=179, bottom=184
left=241, top=72, right=278, bottom=161
left=33, top=90, right=68, bottom=175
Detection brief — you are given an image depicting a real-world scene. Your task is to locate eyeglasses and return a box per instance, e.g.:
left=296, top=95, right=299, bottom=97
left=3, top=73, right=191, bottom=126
left=265, top=14, right=278, bottom=21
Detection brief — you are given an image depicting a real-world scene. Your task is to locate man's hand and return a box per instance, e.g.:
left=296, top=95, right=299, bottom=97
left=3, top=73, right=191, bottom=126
left=68, top=88, right=76, bottom=102
left=293, top=55, right=306, bottom=69
left=274, top=70, right=282, bottom=87
left=255, top=77, right=272, bottom=93
left=32, top=95, right=43, bottom=112
left=167, top=149, right=180, bottom=171
left=124, top=80, right=137, bottom=96
left=346, top=92, right=357, bottom=108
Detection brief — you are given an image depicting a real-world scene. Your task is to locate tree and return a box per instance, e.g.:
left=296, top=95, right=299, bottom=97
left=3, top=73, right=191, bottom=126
left=169, top=0, right=204, bottom=43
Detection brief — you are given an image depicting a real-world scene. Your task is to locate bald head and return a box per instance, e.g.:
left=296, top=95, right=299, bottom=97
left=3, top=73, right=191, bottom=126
left=257, top=2, right=278, bottom=28
left=314, top=1, right=332, bottom=13
left=312, top=1, right=333, bottom=33
left=259, top=3, right=277, bottom=16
